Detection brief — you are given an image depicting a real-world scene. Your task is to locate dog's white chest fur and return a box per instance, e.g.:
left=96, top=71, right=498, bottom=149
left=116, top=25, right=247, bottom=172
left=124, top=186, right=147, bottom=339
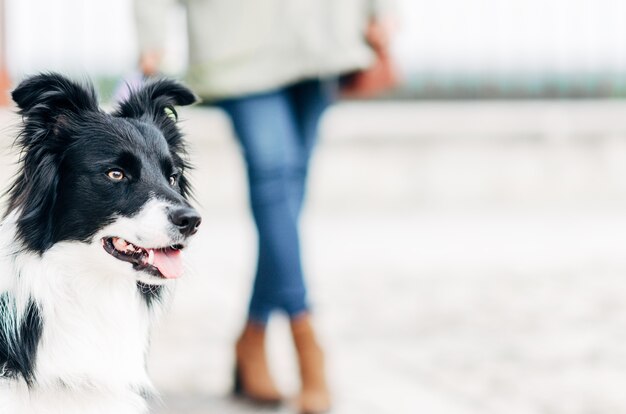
left=0, top=217, right=161, bottom=414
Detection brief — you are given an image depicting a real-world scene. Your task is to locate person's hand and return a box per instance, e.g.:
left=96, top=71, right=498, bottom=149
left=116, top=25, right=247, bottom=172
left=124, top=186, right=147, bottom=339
left=366, top=16, right=397, bottom=50
left=139, top=50, right=163, bottom=77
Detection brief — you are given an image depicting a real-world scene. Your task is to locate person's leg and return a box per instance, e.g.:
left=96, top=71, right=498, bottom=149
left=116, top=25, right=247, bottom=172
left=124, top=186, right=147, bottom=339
left=284, top=79, right=335, bottom=414
left=218, top=83, right=332, bottom=410
left=217, top=89, right=308, bottom=324
left=285, top=79, right=335, bottom=220
left=218, top=89, right=306, bottom=404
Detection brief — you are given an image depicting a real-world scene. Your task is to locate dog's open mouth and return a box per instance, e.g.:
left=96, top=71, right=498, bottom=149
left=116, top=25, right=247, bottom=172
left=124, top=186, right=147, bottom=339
left=102, top=237, right=184, bottom=279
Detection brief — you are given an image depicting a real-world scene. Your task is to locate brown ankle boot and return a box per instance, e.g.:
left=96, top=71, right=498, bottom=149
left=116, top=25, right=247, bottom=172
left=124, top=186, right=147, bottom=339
left=291, top=315, right=331, bottom=414
left=234, top=322, right=283, bottom=405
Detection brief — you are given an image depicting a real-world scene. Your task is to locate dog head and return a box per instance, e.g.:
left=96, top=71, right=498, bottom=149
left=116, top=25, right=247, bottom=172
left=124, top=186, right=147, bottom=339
left=8, top=73, right=201, bottom=285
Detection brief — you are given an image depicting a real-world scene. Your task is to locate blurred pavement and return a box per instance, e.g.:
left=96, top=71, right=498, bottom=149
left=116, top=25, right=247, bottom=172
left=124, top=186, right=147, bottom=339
left=2, top=101, right=626, bottom=413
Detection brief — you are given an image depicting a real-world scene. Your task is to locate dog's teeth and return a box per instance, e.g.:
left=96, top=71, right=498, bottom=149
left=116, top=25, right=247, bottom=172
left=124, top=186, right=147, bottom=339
left=113, top=238, right=128, bottom=251
left=148, top=249, right=154, bottom=265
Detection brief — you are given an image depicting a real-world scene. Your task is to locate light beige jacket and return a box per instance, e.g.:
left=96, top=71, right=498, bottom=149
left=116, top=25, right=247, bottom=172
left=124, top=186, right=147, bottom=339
left=135, top=0, right=393, bottom=99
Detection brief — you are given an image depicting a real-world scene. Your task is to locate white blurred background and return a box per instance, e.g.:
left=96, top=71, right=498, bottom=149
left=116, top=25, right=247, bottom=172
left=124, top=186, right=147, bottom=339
left=5, top=0, right=626, bottom=80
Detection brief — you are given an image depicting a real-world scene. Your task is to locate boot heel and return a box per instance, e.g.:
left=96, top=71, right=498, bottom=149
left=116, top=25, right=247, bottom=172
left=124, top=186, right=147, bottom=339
left=232, top=361, right=283, bottom=406
left=233, top=322, right=284, bottom=405
left=233, top=364, right=244, bottom=396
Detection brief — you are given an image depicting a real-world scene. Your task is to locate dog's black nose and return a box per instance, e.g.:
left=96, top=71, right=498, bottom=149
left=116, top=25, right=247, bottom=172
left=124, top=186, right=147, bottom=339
left=169, top=207, right=201, bottom=237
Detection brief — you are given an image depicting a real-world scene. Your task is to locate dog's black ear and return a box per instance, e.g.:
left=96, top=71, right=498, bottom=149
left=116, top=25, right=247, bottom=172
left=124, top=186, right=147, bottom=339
left=7, top=73, right=98, bottom=253
left=114, top=78, right=197, bottom=123
left=7, top=153, right=59, bottom=253
left=114, top=79, right=197, bottom=200
left=12, top=72, right=99, bottom=126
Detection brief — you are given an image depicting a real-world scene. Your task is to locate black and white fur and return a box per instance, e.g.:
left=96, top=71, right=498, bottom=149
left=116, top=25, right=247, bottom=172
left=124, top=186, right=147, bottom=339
left=0, top=73, right=200, bottom=413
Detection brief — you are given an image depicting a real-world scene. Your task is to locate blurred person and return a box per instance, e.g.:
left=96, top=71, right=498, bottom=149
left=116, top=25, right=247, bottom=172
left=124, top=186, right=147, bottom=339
left=134, top=1, right=395, bottom=413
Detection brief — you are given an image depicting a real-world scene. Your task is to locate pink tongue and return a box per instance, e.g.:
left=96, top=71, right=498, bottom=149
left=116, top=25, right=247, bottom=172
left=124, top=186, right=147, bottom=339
left=151, top=249, right=184, bottom=279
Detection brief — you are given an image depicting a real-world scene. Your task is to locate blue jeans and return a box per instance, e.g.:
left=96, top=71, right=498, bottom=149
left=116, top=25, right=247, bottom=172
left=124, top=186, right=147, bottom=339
left=217, top=79, right=333, bottom=324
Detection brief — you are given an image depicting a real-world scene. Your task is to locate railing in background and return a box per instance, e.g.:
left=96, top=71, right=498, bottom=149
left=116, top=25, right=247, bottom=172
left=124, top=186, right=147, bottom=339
left=388, top=72, right=626, bottom=100
left=389, top=0, right=626, bottom=99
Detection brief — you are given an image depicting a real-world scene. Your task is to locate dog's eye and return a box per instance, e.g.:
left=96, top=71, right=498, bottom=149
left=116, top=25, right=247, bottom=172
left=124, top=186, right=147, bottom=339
left=107, top=169, right=125, bottom=181
left=169, top=174, right=178, bottom=186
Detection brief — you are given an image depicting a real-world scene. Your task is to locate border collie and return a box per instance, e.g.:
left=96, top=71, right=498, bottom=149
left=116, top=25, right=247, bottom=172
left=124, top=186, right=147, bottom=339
left=0, top=73, right=200, bottom=413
